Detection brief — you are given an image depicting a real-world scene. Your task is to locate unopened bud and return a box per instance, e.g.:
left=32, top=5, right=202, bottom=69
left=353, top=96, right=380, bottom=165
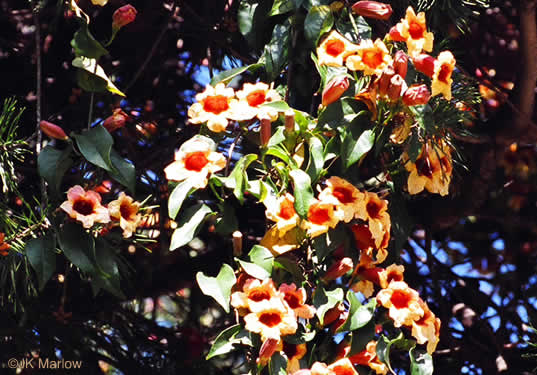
left=323, top=303, right=345, bottom=326
left=323, top=257, right=354, bottom=281
left=387, top=74, right=405, bottom=101
left=232, top=231, right=243, bottom=256
left=403, top=84, right=431, bottom=106
left=260, top=118, right=272, bottom=147
left=40, top=120, right=68, bottom=140
left=413, top=54, right=436, bottom=77
left=284, top=109, right=295, bottom=133
left=378, top=66, right=395, bottom=96
left=112, top=4, right=137, bottom=30
left=388, top=26, right=406, bottom=42
left=351, top=1, right=393, bottom=20
left=322, top=76, right=350, bottom=106
left=103, top=108, right=129, bottom=132
left=393, top=51, right=408, bottom=79
left=257, top=338, right=279, bottom=365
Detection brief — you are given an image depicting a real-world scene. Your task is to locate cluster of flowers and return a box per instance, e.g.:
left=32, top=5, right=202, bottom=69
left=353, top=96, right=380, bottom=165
left=60, top=185, right=142, bottom=238
left=187, top=82, right=281, bottom=133
left=0, top=233, right=10, bottom=256
left=318, top=4, right=455, bottom=196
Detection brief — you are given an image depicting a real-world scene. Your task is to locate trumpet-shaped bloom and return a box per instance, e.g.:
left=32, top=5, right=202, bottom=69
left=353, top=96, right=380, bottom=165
left=231, top=82, right=282, bottom=121
left=265, top=193, right=300, bottom=236
left=431, top=51, right=456, bottom=100
left=327, top=357, right=359, bottom=375
left=302, top=200, right=341, bottom=238
left=279, top=283, right=315, bottom=319
left=350, top=223, right=388, bottom=264
left=355, top=192, right=391, bottom=249
left=60, top=185, right=110, bottom=228
left=317, top=31, right=358, bottom=67
left=231, top=278, right=280, bottom=312
left=349, top=341, right=388, bottom=375
left=260, top=225, right=301, bottom=255
left=322, top=76, right=350, bottom=107
left=319, top=177, right=364, bottom=223
left=392, top=7, right=434, bottom=58
left=108, top=192, right=142, bottom=238
left=282, top=341, right=308, bottom=373
left=411, top=301, right=441, bottom=353
left=352, top=1, right=393, bottom=21
left=404, top=140, right=452, bottom=196
left=346, top=39, right=392, bottom=76
left=244, top=298, right=298, bottom=340
left=378, top=264, right=405, bottom=288
left=164, top=135, right=226, bottom=188
left=187, top=83, right=237, bottom=132
left=376, top=281, right=424, bottom=327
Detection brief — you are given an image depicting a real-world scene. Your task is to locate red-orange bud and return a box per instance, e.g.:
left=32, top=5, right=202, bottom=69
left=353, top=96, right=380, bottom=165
left=112, top=4, right=137, bottom=29
left=378, top=66, right=395, bottom=97
left=103, top=108, right=129, bottom=132
left=389, top=26, right=406, bottom=42
left=413, top=54, right=436, bottom=77
left=322, top=76, right=350, bottom=106
left=402, top=84, right=431, bottom=106
left=40, top=120, right=68, bottom=140
left=260, top=118, right=272, bottom=147
left=394, top=50, right=408, bottom=79
left=387, top=74, right=405, bottom=101
left=257, top=338, right=279, bottom=364
left=323, top=304, right=345, bottom=326
left=323, top=257, right=354, bottom=281
left=351, top=1, right=393, bottom=20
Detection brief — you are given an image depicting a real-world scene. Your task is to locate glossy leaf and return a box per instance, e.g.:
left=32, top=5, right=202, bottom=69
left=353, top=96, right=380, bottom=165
left=168, top=179, right=196, bottom=220
left=215, top=202, right=239, bottom=235
left=237, top=259, right=270, bottom=280
left=210, top=63, right=263, bottom=86
left=196, top=263, right=236, bottom=313
left=228, top=154, right=258, bottom=203
left=377, top=333, right=416, bottom=373
left=289, top=169, right=315, bottom=218
left=71, top=23, right=108, bottom=59
left=410, top=347, right=434, bottom=375
left=109, top=150, right=136, bottom=194
left=336, top=292, right=376, bottom=332
left=57, top=222, right=96, bottom=274
left=170, top=204, right=213, bottom=251
left=267, top=126, right=286, bottom=148
left=268, top=352, right=287, bottom=375
left=264, top=22, right=290, bottom=82
left=93, top=238, right=124, bottom=298
left=26, top=235, right=56, bottom=290
left=248, top=245, right=274, bottom=275
left=350, top=319, right=376, bottom=355
left=37, top=145, right=73, bottom=197
left=74, top=125, right=115, bottom=172
left=304, top=5, right=334, bottom=46
left=206, top=325, right=242, bottom=360
left=306, top=136, right=325, bottom=182
left=342, top=128, right=374, bottom=169
left=269, top=0, right=296, bottom=16
left=72, top=57, right=125, bottom=96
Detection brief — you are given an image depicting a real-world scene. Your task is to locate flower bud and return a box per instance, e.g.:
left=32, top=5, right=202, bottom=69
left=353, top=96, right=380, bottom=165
left=323, top=257, right=353, bottom=282
left=388, top=26, right=406, bottom=42
left=351, top=1, right=393, bottom=20
left=232, top=231, right=243, bottom=256
left=323, top=303, right=345, bottom=326
left=112, top=4, right=137, bottom=30
left=413, top=54, right=436, bottom=77
left=387, top=74, right=405, bottom=101
left=260, top=118, right=272, bottom=147
left=393, top=50, right=408, bottom=79
left=257, top=338, right=279, bottom=365
left=103, top=109, right=129, bottom=132
left=284, top=109, right=295, bottom=133
left=40, top=120, right=68, bottom=140
left=403, top=84, right=431, bottom=106
left=322, top=76, right=350, bottom=106
left=378, top=66, right=395, bottom=97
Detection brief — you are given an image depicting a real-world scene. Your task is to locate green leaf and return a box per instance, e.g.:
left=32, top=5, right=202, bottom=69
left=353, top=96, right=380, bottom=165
left=306, top=136, right=325, bottom=182
left=74, top=125, right=115, bottom=172
left=210, top=63, right=263, bottom=86
left=237, top=259, right=270, bottom=280
left=335, top=9, right=371, bottom=41
left=93, top=238, right=124, bottom=298
left=283, top=326, right=316, bottom=344
left=350, top=319, right=376, bottom=355
left=342, top=128, right=374, bottom=169
left=408, top=131, right=423, bottom=162
left=410, top=347, right=434, bottom=375
left=206, top=325, right=242, bottom=360
left=57, top=222, right=96, bottom=274
left=336, top=292, right=376, bottom=332
left=377, top=333, right=416, bottom=373
left=109, top=150, right=135, bottom=194
left=170, top=204, right=213, bottom=251
left=267, top=126, right=286, bottom=148
left=228, top=154, right=258, bottom=203
left=289, top=169, right=315, bottom=218
left=72, top=57, right=125, bottom=96
left=268, top=352, right=287, bottom=375
left=318, top=97, right=365, bottom=129
left=168, top=179, right=196, bottom=220
left=410, top=105, right=434, bottom=131
left=270, top=0, right=296, bottom=16
left=196, top=264, right=236, bottom=313
left=273, top=257, right=305, bottom=282
left=265, top=145, right=291, bottom=164
left=26, top=235, right=56, bottom=290
left=262, top=100, right=290, bottom=113
left=238, top=0, right=272, bottom=49
left=304, top=5, right=334, bottom=46
left=37, top=145, right=72, bottom=197
left=313, top=287, right=344, bottom=324
left=264, top=22, right=290, bottom=82
left=215, top=202, right=239, bottom=235
left=249, top=245, right=274, bottom=275
left=71, top=23, right=108, bottom=59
